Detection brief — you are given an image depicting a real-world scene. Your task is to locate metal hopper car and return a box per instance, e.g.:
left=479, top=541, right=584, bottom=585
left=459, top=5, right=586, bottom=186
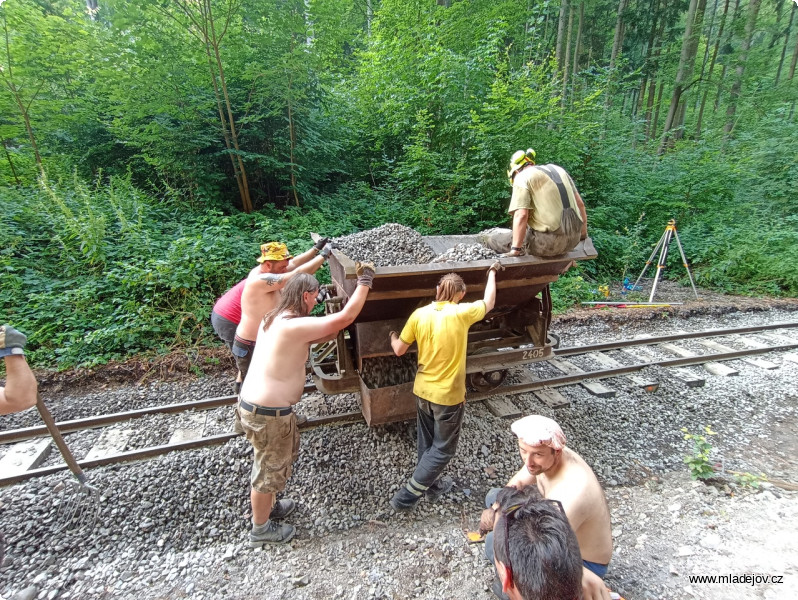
left=310, top=235, right=598, bottom=425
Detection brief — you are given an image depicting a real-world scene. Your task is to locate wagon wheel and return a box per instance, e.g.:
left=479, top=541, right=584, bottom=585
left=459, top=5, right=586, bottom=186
left=467, top=348, right=508, bottom=393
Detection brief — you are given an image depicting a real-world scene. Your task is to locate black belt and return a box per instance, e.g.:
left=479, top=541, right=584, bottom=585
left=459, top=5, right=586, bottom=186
left=238, top=399, right=293, bottom=417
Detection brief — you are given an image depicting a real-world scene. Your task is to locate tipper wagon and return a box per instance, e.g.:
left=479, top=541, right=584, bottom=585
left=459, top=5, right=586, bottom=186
left=310, top=234, right=598, bottom=425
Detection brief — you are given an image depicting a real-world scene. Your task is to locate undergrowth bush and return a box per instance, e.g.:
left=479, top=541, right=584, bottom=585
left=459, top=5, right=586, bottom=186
left=0, top=176, right=345, bottom=368
left=2, top=127, right=795, bottom=372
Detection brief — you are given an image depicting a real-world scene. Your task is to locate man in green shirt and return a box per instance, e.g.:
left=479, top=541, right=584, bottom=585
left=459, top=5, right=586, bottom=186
left=482, top=148, right=588, bottom=258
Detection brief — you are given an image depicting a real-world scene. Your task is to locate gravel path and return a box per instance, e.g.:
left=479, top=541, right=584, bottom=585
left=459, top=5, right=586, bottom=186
left=1, top=305, right=797, bottom=600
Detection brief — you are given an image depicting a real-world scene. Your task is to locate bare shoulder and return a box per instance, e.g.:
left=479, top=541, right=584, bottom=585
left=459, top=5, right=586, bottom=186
left=546, top=450, right=599, bottom=495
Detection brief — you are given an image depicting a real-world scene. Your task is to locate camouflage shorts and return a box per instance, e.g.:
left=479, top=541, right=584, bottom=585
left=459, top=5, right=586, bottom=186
left=237, top=406, right=300, bottom=494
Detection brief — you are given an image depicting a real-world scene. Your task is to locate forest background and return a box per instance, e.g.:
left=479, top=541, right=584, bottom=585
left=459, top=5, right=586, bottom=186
left=1, top=0, right=796, bottom=369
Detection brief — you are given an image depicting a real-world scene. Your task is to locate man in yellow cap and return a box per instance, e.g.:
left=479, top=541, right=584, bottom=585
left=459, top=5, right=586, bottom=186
left=231, top=239, right=331, bottom=424
left=483, top=149, right=588, bottom=258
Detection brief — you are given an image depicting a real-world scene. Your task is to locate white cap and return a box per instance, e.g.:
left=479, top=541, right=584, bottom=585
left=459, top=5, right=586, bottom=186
left=511, top=415, right=566, bottom=450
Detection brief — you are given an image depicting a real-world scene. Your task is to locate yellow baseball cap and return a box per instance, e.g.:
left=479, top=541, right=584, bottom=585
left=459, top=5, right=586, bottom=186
left=257, top=242, right=293, bottom=263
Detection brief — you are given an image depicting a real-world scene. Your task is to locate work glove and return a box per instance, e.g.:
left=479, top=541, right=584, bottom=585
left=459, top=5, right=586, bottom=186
left=488, top=260, right=505, bottom=274
left=355, top=261, right=376, bottom=289
left=313, top=236, right=331, bottom=252
left=0, top=325, right=27, bottom=357
left=319, top=243, right=333, bottom=259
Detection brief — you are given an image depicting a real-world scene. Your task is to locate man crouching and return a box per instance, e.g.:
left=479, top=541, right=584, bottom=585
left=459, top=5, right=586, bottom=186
left=238, top=266, right=374, bottom=545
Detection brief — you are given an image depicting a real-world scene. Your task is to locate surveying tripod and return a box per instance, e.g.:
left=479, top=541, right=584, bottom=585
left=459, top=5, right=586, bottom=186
left=632, top=219, right=699, bottom=303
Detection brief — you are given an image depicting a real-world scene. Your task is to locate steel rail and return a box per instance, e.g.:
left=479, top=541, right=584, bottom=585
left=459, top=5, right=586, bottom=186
left=466, top=339, right=798, bottom=402
left=0, top=411, right=363, bottom=487
left=463, top=322, right=798, bottom=373
left=0, top=383, right=317, bottom=445
left=1, top=323, right=796, bottom=484
left=553, top=321, right=798, bottom=357
left=2, top=324, right=795, bottom=445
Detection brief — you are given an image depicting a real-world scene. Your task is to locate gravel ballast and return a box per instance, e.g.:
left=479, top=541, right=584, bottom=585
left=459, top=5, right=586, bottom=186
left=1, top=305, right=797, bottom=600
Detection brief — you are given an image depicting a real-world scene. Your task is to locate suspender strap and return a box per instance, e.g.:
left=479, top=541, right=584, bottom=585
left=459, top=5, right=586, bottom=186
left=535, top=165, right=571, bottom=211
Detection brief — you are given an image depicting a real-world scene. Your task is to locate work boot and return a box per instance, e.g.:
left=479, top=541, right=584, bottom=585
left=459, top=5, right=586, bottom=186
left=249, top=520, right=296, bottom=547
left=501, top=247, right=526, bottom=258
left=269, top=498, right=296, bottom=521
left=0, top=325, right=26, bottom=358
left=425, top=476, right=454, bottom=501
left=491, top=578, right=510, bottom=600
left=390, top=486, right=421, bottom=512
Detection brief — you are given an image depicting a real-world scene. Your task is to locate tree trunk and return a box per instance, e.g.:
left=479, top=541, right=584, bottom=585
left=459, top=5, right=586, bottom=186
left=673, top=0, right=706, bottom=137
left=659, top=0, right=700, bottom=153
left=652, top=73, right=666, bottom=139
left=556, top=0, right=569, bottom=71
left=724, top=0, right=762, bottom=135
left=169, top=0, right=253, bottom=212
left=695, top=0, right=718, bottom=112
left=791, top=24, right=798, bottom=80
left=775, top=4, right=796, bottom=85
left=287, top=70, right=300, bottom=208
left=2, top=139, right=21, bottom=185
left=696, top=0, right=730, bottom=137
left=561, top=4, right=574, bottom=108
left=609, top=0, right=627, bottom=70
left=604, top=0, right=627, bottom=117
left=573, top=2, right=583, bottom=76
left=638, top=0, right=662, bottom=117
left=1, top=12, right=45, bottom=178
left=209, top=21, right=253, bottom=213
left=601, top=0, right=627, bottom=134
left=715, top=0, right=741, bottom=111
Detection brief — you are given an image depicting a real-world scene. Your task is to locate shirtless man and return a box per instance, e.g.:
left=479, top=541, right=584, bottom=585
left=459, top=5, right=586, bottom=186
left=231, top=239, right=330, bottom=396
left=1, top=325, right=37, bottom=415
left=481, top=415, right=613, bottom=600
left=238, top=264, right=375, bottom=546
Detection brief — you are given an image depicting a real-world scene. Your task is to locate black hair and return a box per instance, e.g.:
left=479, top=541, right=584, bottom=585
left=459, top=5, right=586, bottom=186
left=493, top=486, right=583, bottom=600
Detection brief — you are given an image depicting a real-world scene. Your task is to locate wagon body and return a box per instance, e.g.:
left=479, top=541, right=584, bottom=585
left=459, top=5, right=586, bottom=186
left=311, top=235, right=597, bottom=425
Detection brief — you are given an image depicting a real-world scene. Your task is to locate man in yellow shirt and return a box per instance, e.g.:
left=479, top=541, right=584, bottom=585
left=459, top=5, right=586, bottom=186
left=388, top=263, right=501, bottom=510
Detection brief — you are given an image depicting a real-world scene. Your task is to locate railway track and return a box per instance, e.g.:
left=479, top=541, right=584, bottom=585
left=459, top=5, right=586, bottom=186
left=2, top=321, right=797, bottom=486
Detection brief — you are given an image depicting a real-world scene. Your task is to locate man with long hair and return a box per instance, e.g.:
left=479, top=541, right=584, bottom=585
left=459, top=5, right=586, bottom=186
left=388, top=263, right=501, bottom=511
left=238, top=264, right=374, bottom=546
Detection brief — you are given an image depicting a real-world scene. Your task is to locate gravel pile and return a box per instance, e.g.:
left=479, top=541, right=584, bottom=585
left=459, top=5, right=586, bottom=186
left=1, top=307, right=797, bottom=599
left=333, top=224, right=499, bottom=266
left=332, top=224, right=436, bottom=266
left=430, top=244, right=499, bottom=263
left=360, top=355, right=417, bottom=389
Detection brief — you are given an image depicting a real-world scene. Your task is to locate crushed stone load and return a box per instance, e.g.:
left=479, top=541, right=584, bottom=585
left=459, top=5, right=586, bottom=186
left=333, top=223, right=499, bottom=266
left=430, top=243, right=500, bottom=263
left=360, top=355, right=418, bottom=389
left=332, top=223, right=436, bottom=267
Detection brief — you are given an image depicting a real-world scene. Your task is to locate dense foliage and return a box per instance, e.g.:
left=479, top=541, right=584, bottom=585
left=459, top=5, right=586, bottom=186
left=1, top=0, right=796, bottom=369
